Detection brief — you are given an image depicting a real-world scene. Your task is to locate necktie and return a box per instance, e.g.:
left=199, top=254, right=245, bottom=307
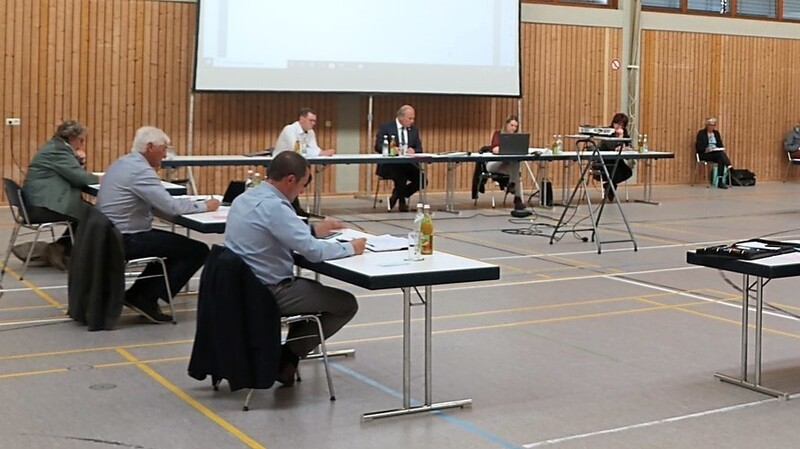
left=399, top=128, right=406, bottom=146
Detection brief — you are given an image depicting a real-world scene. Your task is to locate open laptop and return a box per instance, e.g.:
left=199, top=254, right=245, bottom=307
left=221, top=181, right=247, bottom=206
left=499, top=133, right=531, bottom=155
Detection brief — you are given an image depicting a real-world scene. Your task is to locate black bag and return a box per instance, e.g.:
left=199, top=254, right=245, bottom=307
left=540, top=180, right=553, bottom=207
left=729, top=168, right=756, bottom=186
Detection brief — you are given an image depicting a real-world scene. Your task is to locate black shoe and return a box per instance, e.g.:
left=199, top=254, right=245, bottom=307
left=276, top=346, right=300, bottom=386
left=507, top=182, right=516, bottom=195
left=123, top=295, right=173, bottom=323
left=398, top=198, right=409, bottom=212
left=718, top=183, right=729, bottom=189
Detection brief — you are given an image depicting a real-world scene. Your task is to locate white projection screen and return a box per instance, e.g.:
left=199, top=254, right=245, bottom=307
left=193, top=0, right=521, bottom=96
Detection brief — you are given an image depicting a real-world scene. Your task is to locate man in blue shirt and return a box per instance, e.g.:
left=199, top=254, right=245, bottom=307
left=225, top=151, right=366, bottom=385
left=97, top=126, right=220, bottom=323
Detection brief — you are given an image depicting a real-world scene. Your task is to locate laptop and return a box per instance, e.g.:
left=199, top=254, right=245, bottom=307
left=221, top=181, right=246, bottom=206
left=498, top=133, right=531, bottom=155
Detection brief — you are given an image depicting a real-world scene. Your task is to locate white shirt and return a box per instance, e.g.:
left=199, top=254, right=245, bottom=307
left=395, top=119, right=408, bottom=147
left=273, top=121, right=322, bottom=157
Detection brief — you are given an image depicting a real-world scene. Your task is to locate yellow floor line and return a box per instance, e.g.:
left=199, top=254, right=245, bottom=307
left=0, top=266, right=63, bottom=308
left=116, top=348, right=266, bottom=449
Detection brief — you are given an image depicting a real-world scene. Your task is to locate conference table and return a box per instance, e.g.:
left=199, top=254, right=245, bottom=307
left=173, top=212, right=501, bottom=420
left=687, top=246, right=800, bottom=399
left=161, top=150, right=673, bottom=215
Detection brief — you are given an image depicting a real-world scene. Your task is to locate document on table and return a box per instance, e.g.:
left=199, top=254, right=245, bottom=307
left=333, top=228, right=407, bottom=252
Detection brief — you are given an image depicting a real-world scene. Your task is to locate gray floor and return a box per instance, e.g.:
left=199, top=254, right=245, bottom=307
left=3, top=182, right=800, bottom=449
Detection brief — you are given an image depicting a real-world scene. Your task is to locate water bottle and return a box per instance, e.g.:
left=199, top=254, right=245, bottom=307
left=551, top=134, right=558, bottom=153
left=556, top=135, right=563, bottom=154
left=245, top=170, right=254, bottom=189
left=642, top=134, right=649, bottom=152
left=637, top=134, right=644, bottom=153
left=408, top=203, right=425, bottom=260
left=253, top=172, right=261, bottom=186
left=382, top=135, right=389, bottom=156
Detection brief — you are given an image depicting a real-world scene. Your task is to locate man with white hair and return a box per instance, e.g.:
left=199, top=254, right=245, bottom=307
left=97, top=126, right=220, bottom=323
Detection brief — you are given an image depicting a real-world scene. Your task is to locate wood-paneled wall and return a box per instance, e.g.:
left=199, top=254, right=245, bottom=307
left=2, top=0, right=798, bottom=203
left=641, top=30, right=800, bottom=184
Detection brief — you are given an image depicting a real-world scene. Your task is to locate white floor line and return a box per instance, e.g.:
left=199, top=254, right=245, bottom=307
left=0, top=317, right=72, bottom=327
left=482, top=239, right=734, bottom=261
left=609, top=275, right=800, bottom=323
left=522, top=398, right=775, bottom=448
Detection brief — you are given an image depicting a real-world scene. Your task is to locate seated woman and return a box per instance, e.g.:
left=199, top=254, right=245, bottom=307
left=22, top=119, right=99, bottom=269
left=785, top=120, right=800, bottom=159
left=486, top=114, right=525, bottom=211
left=695, top=116, right=732, bottom=189
left=597, top=112, right=633, bottom=202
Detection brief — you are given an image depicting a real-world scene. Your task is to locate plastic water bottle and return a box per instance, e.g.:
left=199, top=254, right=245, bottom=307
left=245, top=170, right=254, bottom=189
left=642, top=134, right=649, bottom=152
left=253, top=172, right=261, bottom=186
left=382, top=135, right=389, bottom=156
left=408, top=203, right=424, bottom=260
left=556, top=135, right=563, bottom=154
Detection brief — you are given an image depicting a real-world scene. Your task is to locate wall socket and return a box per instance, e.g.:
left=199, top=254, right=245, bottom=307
left=5, top=118, right=21, bottom=126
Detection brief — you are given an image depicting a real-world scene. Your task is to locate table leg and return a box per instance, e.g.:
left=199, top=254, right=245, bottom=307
left=715, top=275, right=790, bottom=399
left=439, top=162, right=460, bottom=214
left=634, top=158, right=660, bottom=205
left=361, top=285, right=472, bottom=421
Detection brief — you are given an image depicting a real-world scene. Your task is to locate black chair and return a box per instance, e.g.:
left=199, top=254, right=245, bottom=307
left=1, top=178, right=74, bottom=281
left=471, top=147, right=510, bottom=208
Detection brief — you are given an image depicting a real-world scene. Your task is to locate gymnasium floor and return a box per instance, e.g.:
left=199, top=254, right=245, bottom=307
left=2, top=182, right=800, bottom=449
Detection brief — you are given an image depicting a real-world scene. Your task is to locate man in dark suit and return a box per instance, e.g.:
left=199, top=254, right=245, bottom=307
left=373, top=105, right=423, bottom=212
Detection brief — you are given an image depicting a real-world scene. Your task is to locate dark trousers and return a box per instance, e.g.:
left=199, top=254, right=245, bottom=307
left=699, top=151, right=732, bottom=173
left=386, top=164, right=424, bottom=199
left=121, top=229, right=209, bottom=304
left=25, top=206, right=78, bottom=252
left=268, top=278, right=358, bottom=357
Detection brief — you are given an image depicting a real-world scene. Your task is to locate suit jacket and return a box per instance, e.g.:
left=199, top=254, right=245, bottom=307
left=695, top=129, right=724, bottom=156
left=67, top=207, right=126, bottom=331
left=373, top=120, right=423, bottom=178
left=188, top=245, right=282, bottom=392
left=22, top=138, right=98, bottom=219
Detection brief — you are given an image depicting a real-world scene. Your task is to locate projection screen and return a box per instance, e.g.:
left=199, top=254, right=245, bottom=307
left=194, top=0, right=521, bottom=96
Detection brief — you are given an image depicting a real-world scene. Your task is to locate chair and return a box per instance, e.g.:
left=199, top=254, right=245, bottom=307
left=189, top=245, right=335, bottom=411
left=1, top=178, right=74, bottom=281
left=691, top=153, right=711, bottom=187
left=471, top=158, right=510, bottom=208
left=372, top=175, right=389, bottom=209
left=124, top=257, right=175, bottom=322
left=783, top=152, right=800, bottom=182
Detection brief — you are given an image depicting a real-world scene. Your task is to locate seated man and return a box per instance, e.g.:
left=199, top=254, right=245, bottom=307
left=224, top=151, right=366, bottom=385
left=373, top=105, right=423, bottom=212
left=22, top=119, right=99, bottom=269
left=785, top=120, right=800, bottom=159
left=273, top=107, right=335, bottom=216
left=97, top=126, right=220, bottom=323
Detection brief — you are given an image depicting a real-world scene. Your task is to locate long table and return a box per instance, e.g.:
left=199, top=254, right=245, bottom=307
left=162, top=150, right=673, bottom=214
left=173, top=212, right=501, bottom=420
left=687, top=248, right=800, bottom=399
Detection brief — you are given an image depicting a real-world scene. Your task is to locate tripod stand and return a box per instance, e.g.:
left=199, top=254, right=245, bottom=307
left=549, top=137, right=638, bottom=253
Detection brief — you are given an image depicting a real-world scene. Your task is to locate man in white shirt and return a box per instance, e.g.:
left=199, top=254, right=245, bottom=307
left=273, top=107, right=335, bottom=216
left=273, top=108, right=335, bottom=157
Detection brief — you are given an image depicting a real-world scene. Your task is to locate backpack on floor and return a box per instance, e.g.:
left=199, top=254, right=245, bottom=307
left=729, top=168, right=756, bottom=186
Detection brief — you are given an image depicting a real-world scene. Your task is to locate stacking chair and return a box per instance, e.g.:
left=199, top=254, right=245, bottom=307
left=783, top=152, right=800, bottom=182
left=691, top=153, right=710, bottom=187
left=372, top=175, right=389, bottom=209
left=1, top=178, right=74, bottom=281
left=190, top=245, right=335, bottom=411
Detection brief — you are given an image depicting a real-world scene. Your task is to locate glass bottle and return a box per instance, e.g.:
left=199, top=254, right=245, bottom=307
left=420, top=204, right=433, bottom=255
left=245, top=169, right=254, bottom=189
left=294, top=138, right=301, bottom=153
left=642, top=134, right=649, bottom=152
left=382, top=135, right=389, bottom=156
left=389, top=135, right=398, bottom=156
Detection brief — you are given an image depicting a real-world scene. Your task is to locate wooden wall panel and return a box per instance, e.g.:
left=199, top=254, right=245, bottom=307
left=641, top=30, right=800, bottom=184
left=3, top=1, right=799, bottom=205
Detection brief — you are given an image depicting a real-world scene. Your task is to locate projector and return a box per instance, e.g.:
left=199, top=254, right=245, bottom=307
left=578, top=125, right=614, bottom=136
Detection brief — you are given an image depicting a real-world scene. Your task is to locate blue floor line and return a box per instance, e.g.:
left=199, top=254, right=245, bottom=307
left=333, top=362, right=521, bottom=449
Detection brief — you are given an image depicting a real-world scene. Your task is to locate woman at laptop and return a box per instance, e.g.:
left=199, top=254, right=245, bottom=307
left=486, top=114, right=525, bottom=211
left=695, top=116, right=732, bottom=189
left=597, top=112, right=634, bottom=202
